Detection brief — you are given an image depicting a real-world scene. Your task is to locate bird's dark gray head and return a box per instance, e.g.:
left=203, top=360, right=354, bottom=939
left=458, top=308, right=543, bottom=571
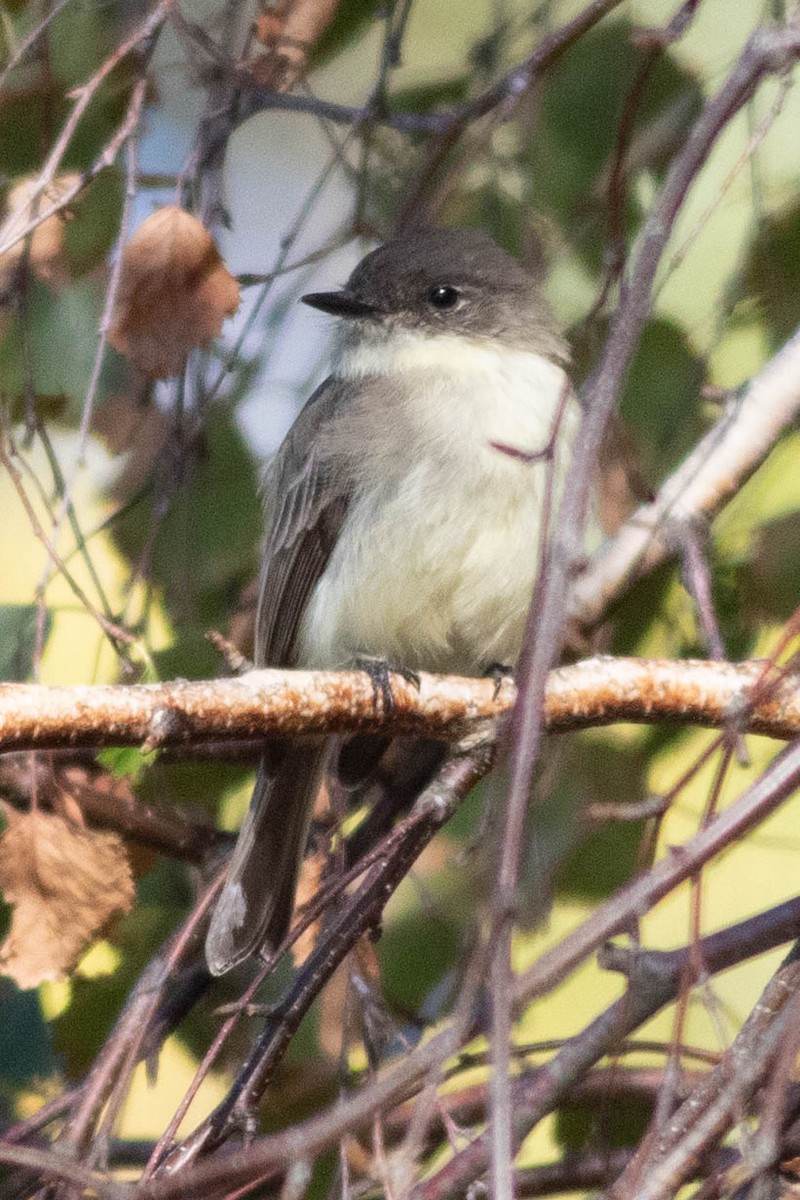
left=302, top=229, right=567, bottom=361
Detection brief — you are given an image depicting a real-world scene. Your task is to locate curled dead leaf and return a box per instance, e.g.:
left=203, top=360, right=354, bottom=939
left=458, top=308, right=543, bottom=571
left=254, top=7, right=288, bottom=45
left=109, top=206, right=240, bottom=378
left=292, top=844, right=325, bottom=967
left=250, top=0, right=341, bottom=91
left=0, top=173, right=83, bottom=292
left=0, top=804, right=135, bottom=989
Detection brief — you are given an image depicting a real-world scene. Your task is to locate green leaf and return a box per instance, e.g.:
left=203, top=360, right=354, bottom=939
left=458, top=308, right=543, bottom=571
left=379, top=910, right=461, bottom=1013
left=445, top=190, right=528, bottom=261
left=520, top=734, right=651, bottom=912
left=741, top=200, right=800, bottom=350
left=528, top=20, right=703, bottom=274
left=618, top=318, right=705, bottom=481
left=0, top=278, right=106, bottom=413
left=49, top=0, right=104, bottom=89
left=0, top=95, right=71, bottom=176
left=556, top=1091, right=651, bottom=1152
left=0, top=604, right=50, bottom=681
left=741, top=511, right=800, bottom=625
left=97, top=746, right=150, bottom=783
left=63, top=169, right=124, bottom=277
left=389, top=75, right=469, bottom=114
left=0, top=980, right=55, bottom=1086
left=310, top=0, right=377, bottom=68
left=111, top=410, right=262, bottom=618
left=1, top=0, right=32, bottom=16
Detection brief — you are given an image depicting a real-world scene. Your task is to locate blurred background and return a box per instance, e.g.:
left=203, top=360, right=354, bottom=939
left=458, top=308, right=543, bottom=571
left=2, top=0, right=800, bottom=1186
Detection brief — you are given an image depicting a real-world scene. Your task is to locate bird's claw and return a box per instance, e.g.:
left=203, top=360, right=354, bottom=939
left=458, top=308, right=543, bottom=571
left=354, top=656, right=420, bottom=714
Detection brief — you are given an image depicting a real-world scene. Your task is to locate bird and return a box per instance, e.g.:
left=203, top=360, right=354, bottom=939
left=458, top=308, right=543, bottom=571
left=205, top=226, right=595, bottom=975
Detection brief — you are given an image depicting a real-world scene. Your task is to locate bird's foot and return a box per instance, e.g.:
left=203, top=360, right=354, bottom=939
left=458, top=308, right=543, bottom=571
left=354, top=656, right=420, bottom=714
left=485, top=662, right=514, bottom=700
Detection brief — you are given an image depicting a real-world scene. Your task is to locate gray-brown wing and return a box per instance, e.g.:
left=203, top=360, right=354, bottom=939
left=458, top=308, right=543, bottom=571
left=255, top=375, right=354, bottom=668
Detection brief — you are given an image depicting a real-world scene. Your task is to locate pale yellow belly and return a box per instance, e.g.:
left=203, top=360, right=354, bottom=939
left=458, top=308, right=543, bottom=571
left=299, top=462, right=549, bottom=675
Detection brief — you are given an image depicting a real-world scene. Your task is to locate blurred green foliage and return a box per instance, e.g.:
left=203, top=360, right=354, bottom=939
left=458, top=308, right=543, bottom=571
left=0, top=606, right=47, bottom=682
left=312, top=0, right=378, bottom=67
left=742, top=200, right=800, bottom=349
left=0, top=278, right=106, bottom=404
left=530, top=20, right=703, bottom=273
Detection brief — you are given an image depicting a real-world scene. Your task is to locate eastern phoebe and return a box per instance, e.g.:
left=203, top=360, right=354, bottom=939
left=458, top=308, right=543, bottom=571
left=205, top=227, right=588, bottom=975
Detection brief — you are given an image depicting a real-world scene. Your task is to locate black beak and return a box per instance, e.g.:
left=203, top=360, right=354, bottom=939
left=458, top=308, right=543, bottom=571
left=301, top=290, right=378, bottom=319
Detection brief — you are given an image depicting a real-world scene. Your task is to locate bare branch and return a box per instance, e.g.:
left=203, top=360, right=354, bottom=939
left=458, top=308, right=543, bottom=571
left=571, top=325, right=800, bottom=628
left=134, top=896, right=800, bottom=1200
left=0, top=754, right=226, bottom=863
left=512, top=739, right=800, bottom=1012
left=61, top=879, right=223, bottom=1161
left=1, top=657, right=800, bottom=754
left=611, top=946, right=800, bottom=1199
left=0, top=1141, right=127, bottom=1198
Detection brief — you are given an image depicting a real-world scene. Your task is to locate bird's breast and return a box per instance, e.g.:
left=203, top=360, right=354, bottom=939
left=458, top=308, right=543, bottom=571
left=299, top=337, right=584, bottom=675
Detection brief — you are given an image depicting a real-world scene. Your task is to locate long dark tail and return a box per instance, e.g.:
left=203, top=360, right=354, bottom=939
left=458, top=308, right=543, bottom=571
left=205, top=741, right=327, bottom=975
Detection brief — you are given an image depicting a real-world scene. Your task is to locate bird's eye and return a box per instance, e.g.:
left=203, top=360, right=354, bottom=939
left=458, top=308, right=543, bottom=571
left=427, top=284, right=461, bottom=311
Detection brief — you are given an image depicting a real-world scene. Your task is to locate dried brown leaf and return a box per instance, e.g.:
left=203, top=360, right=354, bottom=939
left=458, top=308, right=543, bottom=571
left=292, top=845, right=325, bottom=966
left=254, top=7, right=288, bottom=45
left=92, top=392, right=170, bottom=497
left=0, top=173, right=83, bottom=291
left=224, top=575, right=259, bottom=661
left=318, top=958, right=348, bottom=1060
left=109, top=206, right=240, bottom=378
left=0, top=804, right=135, bottom=989
left=250, top=0, right=341, bottom=90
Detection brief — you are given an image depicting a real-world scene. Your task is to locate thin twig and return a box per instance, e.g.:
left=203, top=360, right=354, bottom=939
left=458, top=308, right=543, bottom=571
left=0, top=1141, right=128, bottom=1197
left=60, top=878, right=222, bottom=1160
left=134, top=896, right=800, bottom=1200
left=76, top=85, right=145, bottom=459
left=0, top=0, right=76, bottom=92
left=0, top=434, right=135, bottom=657
left=0, top=2, right=169, bottom=258
left=625, top=987, right=800, bottom=1200
left=153, top=731, right=496, bottom=1172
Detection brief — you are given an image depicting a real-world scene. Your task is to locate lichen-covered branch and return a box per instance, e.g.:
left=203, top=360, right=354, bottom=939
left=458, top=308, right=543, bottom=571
left=0, top=657, right=799, bottom=755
